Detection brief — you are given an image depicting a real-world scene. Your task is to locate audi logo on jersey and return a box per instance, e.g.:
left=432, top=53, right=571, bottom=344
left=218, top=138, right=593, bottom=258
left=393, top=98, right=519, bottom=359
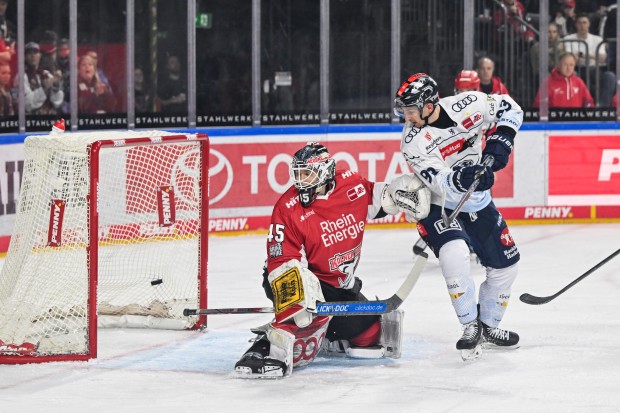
left=451, top=94, right=477, bottom=112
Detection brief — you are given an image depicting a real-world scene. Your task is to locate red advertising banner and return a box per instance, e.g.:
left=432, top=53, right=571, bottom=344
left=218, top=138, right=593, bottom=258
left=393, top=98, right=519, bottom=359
left=209, top=139, right=410, bottom=209
left=549, top=135, right=620, bottom=204
left=209, top=137, right=516, bottom=211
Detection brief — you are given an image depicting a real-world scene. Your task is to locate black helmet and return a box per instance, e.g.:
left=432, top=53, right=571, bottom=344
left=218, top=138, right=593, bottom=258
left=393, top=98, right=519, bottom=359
left=393, top=73, right=439, bottom=118
left=290, top=142, right=336, bottom=207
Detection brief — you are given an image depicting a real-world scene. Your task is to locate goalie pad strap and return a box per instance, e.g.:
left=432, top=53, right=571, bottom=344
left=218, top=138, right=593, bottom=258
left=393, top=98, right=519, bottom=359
left=268, top=259, right=325, bottom=327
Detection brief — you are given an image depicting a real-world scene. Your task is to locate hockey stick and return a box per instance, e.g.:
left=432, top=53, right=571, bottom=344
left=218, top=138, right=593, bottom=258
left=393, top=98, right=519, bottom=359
left=442, top=155, right=494, bottom=227
left=519, top=248, right=620, bottom=305
left=184, top=251, right=428, bottom=317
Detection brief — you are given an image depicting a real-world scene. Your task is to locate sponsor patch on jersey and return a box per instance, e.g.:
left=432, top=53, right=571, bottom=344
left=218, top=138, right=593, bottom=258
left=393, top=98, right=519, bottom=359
left=424, top=131, right=432, bottom=141
left=347, top=184, right=366, bottom=201
left=269, top=242, right=283, bottom=258
left=499, top=227, right=514, bottom=246
left=341, top=170, right=354, bottom=179
left=285, top=195, right=299, bottom=209
left=416, top=222, right=427, bottom=237
left=271, top=267, right=304, bottom=313
left=300, top=209, right=316, bottom=222
left=461, top=111, right=483, bottom=130
left=439, top=138, right=465, bottom=159
left=433, top=218, right=462, bottom=234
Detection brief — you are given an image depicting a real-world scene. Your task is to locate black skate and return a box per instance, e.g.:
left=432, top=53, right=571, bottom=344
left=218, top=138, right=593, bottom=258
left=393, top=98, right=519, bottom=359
left=481, top=321, right=520, bottom=350
left=234, top=337, right=287, bottom=379
left=456, top=319, right=482, bottom=361
left=234, top=352, right=287, bottom=378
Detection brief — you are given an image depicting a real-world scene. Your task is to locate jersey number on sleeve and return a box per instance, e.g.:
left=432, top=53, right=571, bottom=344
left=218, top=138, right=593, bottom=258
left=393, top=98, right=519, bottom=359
left=496, top=99, right=512, bottom=119
left=420, top=167, right=438, bottom=184
left=267, top=223, right=285, bottom=243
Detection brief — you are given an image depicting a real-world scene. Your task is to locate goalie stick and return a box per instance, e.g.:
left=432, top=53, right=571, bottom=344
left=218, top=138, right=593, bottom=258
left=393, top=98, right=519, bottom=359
left=442, top=155, right=495, bottom=227
left=519, top=248, right=620, bottom=305
left=184, top=251, right=428, bottom=317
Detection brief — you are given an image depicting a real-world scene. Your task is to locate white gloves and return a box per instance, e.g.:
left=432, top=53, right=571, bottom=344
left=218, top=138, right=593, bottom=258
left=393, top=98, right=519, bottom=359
left=381, top=174, right=431, bottom=222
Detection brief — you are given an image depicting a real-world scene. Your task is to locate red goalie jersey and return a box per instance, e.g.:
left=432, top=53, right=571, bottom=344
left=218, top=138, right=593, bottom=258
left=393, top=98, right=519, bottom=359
left=266, top=169, right=384, bottom=289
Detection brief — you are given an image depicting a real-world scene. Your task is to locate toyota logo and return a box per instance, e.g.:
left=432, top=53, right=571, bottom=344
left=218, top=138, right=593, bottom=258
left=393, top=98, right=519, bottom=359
left=451, top=94, right=477, bottom=112
left=208, top=149, right=233, bottom=205
left=169, top=147, right=233, bottom=206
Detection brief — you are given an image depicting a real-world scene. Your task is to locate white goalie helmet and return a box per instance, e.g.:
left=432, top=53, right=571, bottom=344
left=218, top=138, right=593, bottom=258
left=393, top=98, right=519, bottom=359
left=290, top=142, right=336, bottom=207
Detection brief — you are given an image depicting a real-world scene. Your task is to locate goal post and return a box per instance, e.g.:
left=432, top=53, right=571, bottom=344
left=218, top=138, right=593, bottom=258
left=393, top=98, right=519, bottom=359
left=0, top=131, right=209, bottom=364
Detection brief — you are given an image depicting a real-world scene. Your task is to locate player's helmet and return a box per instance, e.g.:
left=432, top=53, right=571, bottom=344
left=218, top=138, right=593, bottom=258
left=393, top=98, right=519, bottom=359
left=393, top=73, right=439, bottom=118
left=454, top=70, right=481, bottom=93
left=290, top=142, right=336, bottom=207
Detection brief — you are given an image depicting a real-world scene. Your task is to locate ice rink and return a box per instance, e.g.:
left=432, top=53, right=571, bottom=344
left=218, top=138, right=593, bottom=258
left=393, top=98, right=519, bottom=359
left=1, top=223, right=619, bottom=413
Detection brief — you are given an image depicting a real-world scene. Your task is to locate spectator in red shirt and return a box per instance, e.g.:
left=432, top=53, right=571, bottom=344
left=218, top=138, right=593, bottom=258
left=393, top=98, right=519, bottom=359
left=493, top=0, right=535, bottom=43
left=533, top=52, right=594, bottom=108
left=476, top=57, right=509, bottom=95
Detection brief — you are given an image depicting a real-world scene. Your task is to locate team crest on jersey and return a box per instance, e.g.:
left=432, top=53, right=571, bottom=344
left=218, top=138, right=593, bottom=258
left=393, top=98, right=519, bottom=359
left=461, top=111, right=483, bottom=130
left=347, top=184, right=366, bottom=201
left=329, top=244, right=362, bottom=288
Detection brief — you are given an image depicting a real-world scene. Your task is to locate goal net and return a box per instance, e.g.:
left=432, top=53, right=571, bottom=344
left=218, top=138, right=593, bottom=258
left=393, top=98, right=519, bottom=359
left=0, top=130, right=209, bottom=364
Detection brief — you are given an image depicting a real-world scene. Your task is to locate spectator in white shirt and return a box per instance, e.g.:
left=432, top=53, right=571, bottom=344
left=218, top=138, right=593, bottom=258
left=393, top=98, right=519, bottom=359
left=563, top=13, right=606, bottom=68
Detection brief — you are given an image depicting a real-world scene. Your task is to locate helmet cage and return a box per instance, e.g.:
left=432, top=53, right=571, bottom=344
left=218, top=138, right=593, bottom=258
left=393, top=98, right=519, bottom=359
left=290, top=143, right=336, bottom=206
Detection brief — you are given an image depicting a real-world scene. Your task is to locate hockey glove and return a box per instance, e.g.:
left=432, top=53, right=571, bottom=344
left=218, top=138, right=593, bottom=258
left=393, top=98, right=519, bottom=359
left=452, top=164, right=494, bottom=193
left=381, top=174, right=431, bottom=221
left=482, top=132, right=514, bottom=172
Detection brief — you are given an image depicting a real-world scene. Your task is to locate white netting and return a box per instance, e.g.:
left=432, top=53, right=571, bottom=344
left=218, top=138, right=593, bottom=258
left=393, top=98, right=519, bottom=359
left=0, top=130, right=206, bottom=359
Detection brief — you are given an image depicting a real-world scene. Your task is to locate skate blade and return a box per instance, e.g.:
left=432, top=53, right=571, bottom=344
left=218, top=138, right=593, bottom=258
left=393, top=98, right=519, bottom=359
left=481, top=342, right=520, bottom=351
left=234, top=366, right=284, bottom=379
left=460, top=344, right=482, bottom=361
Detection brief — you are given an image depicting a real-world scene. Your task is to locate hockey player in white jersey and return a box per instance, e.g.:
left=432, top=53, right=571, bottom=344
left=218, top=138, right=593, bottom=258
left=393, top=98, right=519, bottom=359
left=393, top=73, right=522, bottom=360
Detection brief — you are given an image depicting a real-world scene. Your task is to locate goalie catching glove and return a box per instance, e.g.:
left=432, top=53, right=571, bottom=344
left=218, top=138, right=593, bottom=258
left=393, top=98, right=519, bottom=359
left=268, top=259, right=325, bottom=328
left=381, top=173, right=431, bottom=221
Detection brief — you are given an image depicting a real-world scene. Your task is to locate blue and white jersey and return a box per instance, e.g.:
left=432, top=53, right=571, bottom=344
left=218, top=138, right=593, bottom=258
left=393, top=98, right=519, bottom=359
left=400, top=91, right=522, bottom=213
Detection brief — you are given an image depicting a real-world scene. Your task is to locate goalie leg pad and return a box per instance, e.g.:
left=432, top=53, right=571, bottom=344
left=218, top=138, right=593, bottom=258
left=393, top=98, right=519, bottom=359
left=268, top=259, right=325, bottom=327
left=273, top=315, right=330, bottom=369
left=234, top=325, right=295, bottom=379
left=380, top=309, right=405, bottom=359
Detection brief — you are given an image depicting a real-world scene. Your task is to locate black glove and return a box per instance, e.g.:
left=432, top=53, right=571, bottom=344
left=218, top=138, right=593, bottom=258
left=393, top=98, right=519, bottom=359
left=452, top=164, right=494, bottom=193
left=483, top=132, right=514, bottom=172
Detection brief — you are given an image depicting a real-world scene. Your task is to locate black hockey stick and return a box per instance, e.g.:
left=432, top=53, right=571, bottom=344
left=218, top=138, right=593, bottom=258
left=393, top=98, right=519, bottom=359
left=519, top=248, right=620, bottom=305
left=442, top=155, right=495, bottom=227
left=184, top=251, right=428, bottom=317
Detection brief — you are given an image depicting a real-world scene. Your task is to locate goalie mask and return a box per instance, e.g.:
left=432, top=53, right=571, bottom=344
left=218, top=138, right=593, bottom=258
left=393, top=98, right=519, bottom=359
left=393, top=73, right=439, bottom=121
left=290, top=142, right=336, bottom=207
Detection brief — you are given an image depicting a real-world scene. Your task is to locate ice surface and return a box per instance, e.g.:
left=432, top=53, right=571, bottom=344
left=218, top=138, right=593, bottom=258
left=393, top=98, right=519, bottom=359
left=1, top=223, right=619, bottom=412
